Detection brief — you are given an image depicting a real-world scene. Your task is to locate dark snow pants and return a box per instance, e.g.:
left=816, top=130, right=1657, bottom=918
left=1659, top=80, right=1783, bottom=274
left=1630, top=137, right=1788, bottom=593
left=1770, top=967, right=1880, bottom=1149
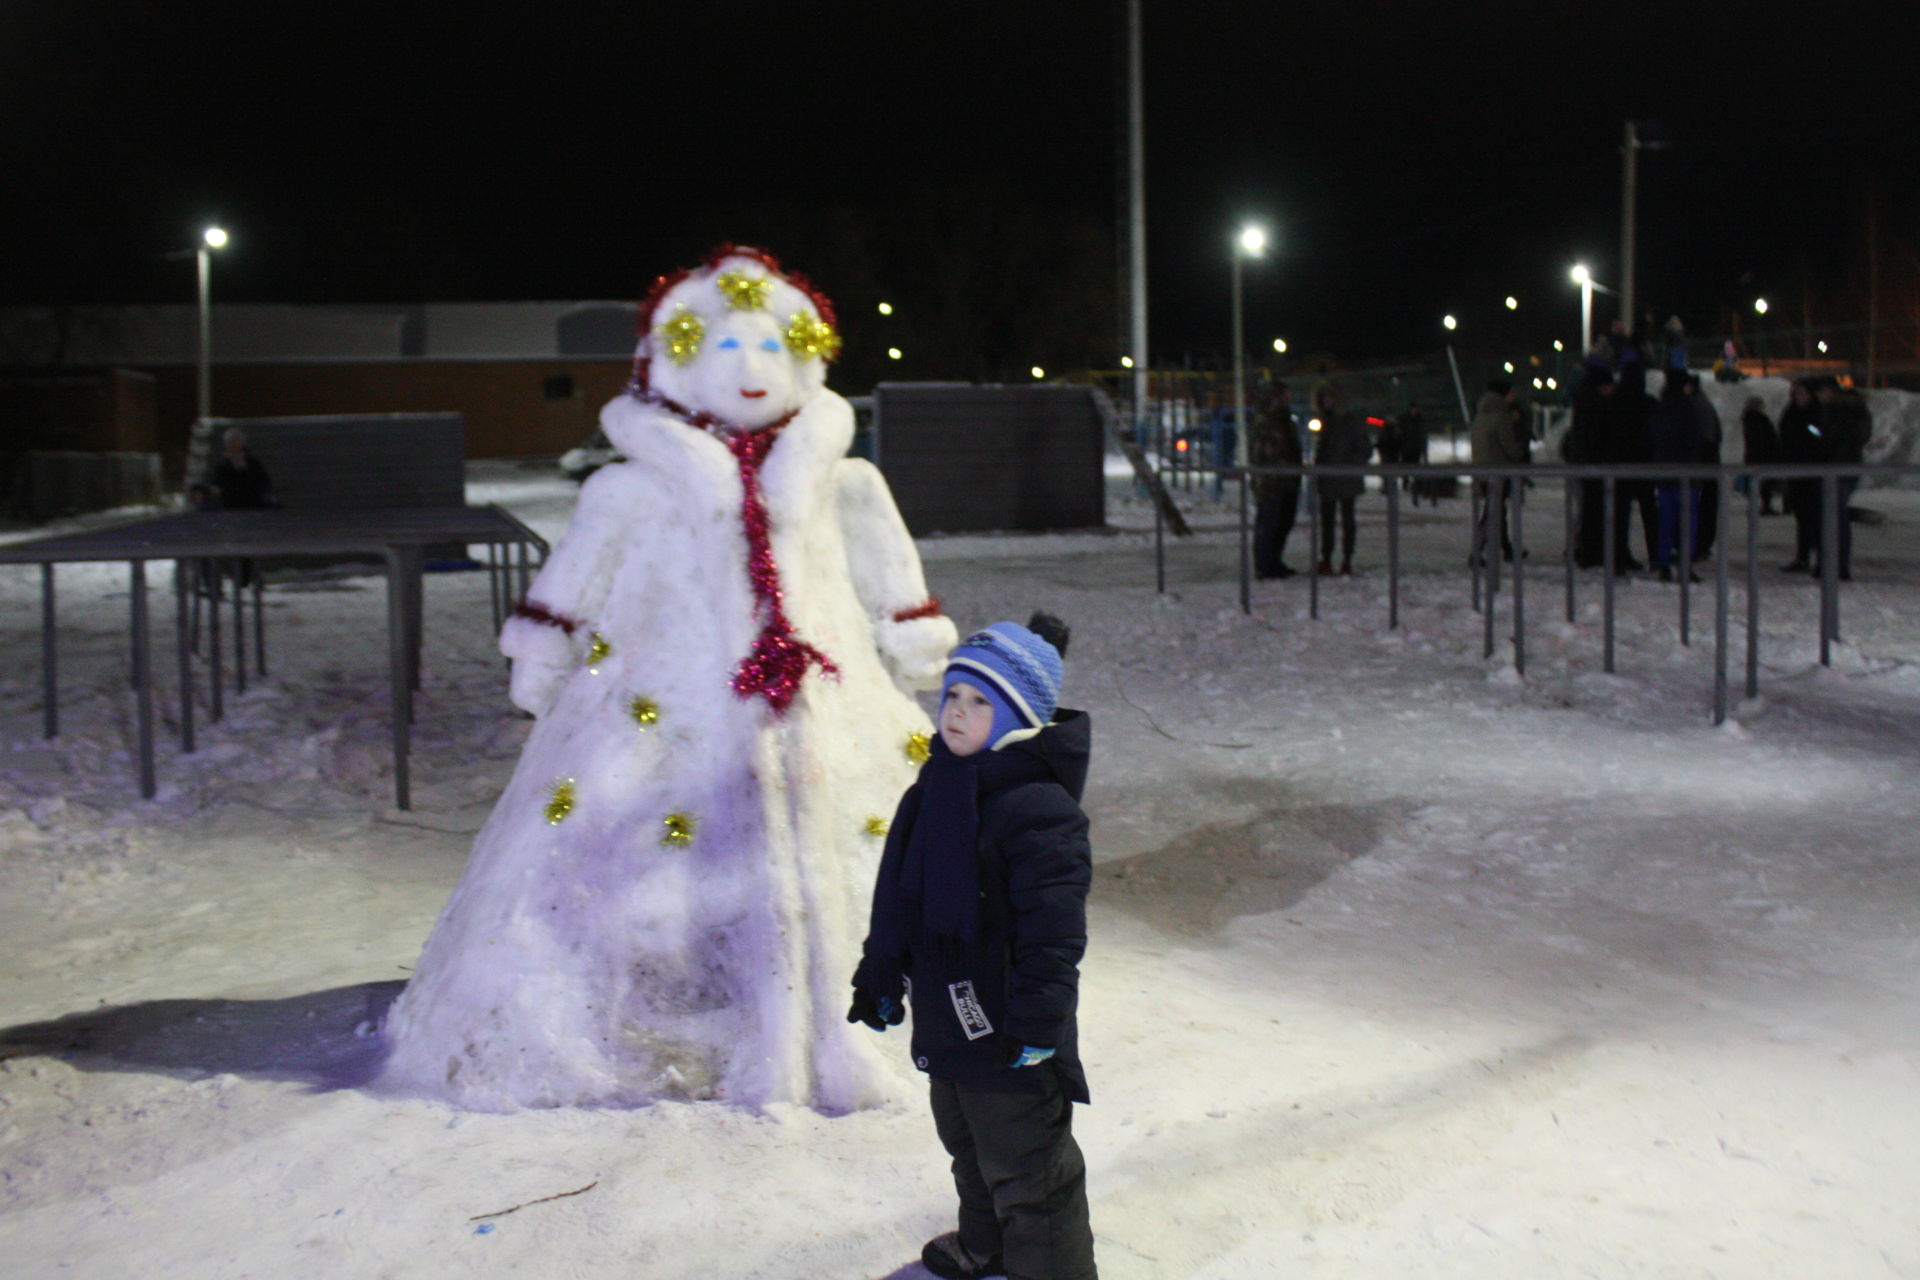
left=1253, top=481, right=1300, bottom=576
left=930, top=1074, right=1097, bottom=1280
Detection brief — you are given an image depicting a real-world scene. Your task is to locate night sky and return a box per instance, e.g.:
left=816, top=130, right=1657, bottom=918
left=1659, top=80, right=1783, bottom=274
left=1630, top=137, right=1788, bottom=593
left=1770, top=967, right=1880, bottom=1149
left=5, top=0, right=1915, bottom=372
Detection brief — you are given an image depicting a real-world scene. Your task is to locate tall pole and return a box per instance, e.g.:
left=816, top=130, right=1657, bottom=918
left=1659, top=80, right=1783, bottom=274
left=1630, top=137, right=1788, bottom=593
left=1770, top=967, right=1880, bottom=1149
left=196, top=245, right=213, bottom=426
left=1620, top=120, right=1639, bottom=333
left=1126, top=0, right=1148, bottom=419
left=1581, top=277, right=1593, bottom=356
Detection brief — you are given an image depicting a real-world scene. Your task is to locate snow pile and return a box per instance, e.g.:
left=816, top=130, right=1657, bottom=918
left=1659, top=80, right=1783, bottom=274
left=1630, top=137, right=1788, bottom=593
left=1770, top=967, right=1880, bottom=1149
left=2, top=464, right=1918, bottom=1277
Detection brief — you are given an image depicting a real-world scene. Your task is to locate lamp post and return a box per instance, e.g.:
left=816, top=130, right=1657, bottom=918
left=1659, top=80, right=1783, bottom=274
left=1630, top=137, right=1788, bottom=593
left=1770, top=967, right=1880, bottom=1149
left=1230, top=224, right=1266, bottom=465
left=196, top=226, right=229, bottom=427
left=1569, top=264, right=1616, bottom=357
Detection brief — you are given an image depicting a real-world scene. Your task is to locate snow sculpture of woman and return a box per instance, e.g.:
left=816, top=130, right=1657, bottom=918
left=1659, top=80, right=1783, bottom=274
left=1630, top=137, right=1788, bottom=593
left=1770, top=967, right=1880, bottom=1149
left=379, top=246, right=956, bottom=1111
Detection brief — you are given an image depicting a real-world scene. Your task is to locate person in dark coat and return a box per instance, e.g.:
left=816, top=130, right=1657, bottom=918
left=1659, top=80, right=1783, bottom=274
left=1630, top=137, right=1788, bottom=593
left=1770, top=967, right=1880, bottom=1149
left=1245, top=380, right=1303, bottom=578
left=1399, top=403, right=1431, bottom=502
left=1815, top=380, right=1871, bottom=580
left=1648, top=374, right=1704, bottom=579
left=1776, top=379, right=1824, bottom=571
left=1688, top=373, right=1723, bottom=561
left=1611, top=362, right=1658, bottom=572
left=209, top=427, right=274, bottom=509
left=851, top=617, right=1097, bottom=1280
left=1310, top=382, right=1371, bottom=574
left=1469, top=381, right=1525, bottom=562
left=1567, top=369, right=1615, bottom=566
left=1740, top=395, right=1781, bottom=515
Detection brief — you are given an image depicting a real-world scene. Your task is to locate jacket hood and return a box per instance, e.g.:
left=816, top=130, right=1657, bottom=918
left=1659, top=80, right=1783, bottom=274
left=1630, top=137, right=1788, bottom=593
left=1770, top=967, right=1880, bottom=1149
left=1000, top=707, right=1090, bottom=802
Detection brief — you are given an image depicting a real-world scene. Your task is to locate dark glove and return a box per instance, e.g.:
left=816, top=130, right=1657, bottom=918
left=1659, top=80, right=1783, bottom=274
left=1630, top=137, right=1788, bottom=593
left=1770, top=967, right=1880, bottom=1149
left=847, top=987, right=904, bottom=1032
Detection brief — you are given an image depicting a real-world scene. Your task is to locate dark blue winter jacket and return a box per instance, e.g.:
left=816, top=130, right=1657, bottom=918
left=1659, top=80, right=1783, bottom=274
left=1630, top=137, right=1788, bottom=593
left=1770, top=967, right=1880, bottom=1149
left=854, top=710, right=1093, bottom=1103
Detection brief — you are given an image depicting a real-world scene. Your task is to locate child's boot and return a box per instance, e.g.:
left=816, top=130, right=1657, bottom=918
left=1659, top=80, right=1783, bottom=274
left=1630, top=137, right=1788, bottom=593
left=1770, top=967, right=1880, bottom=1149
left=922, top=1230, right=1004, bottom=1280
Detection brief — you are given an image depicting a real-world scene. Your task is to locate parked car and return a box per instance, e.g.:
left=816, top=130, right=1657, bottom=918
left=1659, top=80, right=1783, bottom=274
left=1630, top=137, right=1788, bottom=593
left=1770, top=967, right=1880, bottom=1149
left=558, top=428, right=621, bottom=482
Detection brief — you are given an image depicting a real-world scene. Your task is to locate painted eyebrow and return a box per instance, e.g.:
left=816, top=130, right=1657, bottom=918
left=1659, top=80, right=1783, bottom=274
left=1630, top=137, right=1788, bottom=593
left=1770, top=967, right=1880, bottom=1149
left=717, top=336, right=741, bottom=349
left=759, top=337, right=781, bottom=351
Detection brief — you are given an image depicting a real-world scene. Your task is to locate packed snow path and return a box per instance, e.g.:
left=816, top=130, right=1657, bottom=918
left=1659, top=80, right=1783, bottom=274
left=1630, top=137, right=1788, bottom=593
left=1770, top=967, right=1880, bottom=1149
left=3, top=463, right=1917, bottom=1278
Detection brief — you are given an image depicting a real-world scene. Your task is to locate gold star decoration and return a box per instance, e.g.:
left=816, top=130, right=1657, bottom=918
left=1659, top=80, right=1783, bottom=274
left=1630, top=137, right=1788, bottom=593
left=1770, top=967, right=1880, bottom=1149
left=585, top=632, right=612, bottom=671
left=629, top=694, right=660, bottom=728
left=864, top=815, right=890, bottom=837
left=656, top=306, right=705, bottom=365
left=661, top=811, right=697, bottom=847
left=783, top=311, right=842, bottom=362
left=904, top=731, right=931, bottom=766
left=544, top=778, right=577, bottom=825
left=714, top=270, right=771, bottom=311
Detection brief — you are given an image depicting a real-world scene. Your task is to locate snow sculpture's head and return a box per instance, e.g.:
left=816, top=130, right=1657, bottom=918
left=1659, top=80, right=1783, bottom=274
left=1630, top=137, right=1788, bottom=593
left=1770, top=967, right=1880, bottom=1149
left=630, top=245, right=841, bottom=431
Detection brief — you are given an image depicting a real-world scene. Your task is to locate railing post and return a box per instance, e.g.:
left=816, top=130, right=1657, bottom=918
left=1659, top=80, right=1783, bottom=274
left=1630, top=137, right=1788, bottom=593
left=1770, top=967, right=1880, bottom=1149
left=1484, top=477, right=1500, bottom=661
left=1154, top=452, right=1166, bottom=594
left=42, top=563, right=59, bottom=738
left=1512, top=474, right=1526, bottom=676
left=1745, top=473, right=1761, bottom=699
left=1820, top=470, right=1840, bottom=662
left=1602, top=475, right=1617, bottom=674
left=1564, top=474, right=1576, bottom=623
left=1387, top=468, right=1401, bottom=630
left=1819, top=471, right=1838, bottom=665
left=1237, top=469, right=1251, bottom=615
left=1713, top=469, right=1731, bottom=725
left=1308, top=480, right=1321, bottom=620
left=1678, top=474, right=1693, bottom=647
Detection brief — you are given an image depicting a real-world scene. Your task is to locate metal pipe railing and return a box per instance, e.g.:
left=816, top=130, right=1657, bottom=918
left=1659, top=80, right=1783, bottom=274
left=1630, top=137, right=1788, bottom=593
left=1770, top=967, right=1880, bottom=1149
left=1164, top=460, right=1919, bottom=724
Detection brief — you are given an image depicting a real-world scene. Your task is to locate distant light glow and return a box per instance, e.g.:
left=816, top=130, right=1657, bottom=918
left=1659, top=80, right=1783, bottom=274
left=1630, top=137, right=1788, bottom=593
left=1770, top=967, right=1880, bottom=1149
left=1443, top=315, right=1458, bottom=331
left=1817, top=340, right=1829, bottom=353
left=1030, top=366, right=1045, bottom=379
left=1307, top=418, right=1323, bottom=433
left=1238, top=225, right=1267, bottom=256
left=886, top=347, right=902, bottom=360
left=877, top=302, right=893, bottom=316
left=1570, top=264, right=1591, bottom=286
left=203, top=226, right=229, bottom=249
left=1532, top=377, right=1544, bottom=389
left=1120, top=356, right=1134, bottom=369
left=1546, top=377, right=1558, bottom=390
left=1754, top=297, right=1770, bottom=315
left=1503, top=362, right=1515, bottom=373
left=1505, top=296, right=1518, bottom=310
left=1553, top=340, right=1565, bottom=352
left=1272, top=338, right=1288, bottom=354
left=1175, top=438, right=1189, bottom=453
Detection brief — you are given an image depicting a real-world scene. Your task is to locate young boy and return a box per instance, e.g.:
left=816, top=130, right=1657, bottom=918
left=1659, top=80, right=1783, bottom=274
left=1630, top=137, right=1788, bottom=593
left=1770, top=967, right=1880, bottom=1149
left=850, top=616, right=1097, bottom=1280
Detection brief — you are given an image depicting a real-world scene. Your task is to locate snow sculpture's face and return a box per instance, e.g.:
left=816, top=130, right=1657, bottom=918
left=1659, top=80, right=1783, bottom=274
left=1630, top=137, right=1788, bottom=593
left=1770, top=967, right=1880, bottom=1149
left=939, top=680, right=996, bottom=757
left=644, top=257, right=832, bottom=431
left=677, top=312, right=804, bottom=430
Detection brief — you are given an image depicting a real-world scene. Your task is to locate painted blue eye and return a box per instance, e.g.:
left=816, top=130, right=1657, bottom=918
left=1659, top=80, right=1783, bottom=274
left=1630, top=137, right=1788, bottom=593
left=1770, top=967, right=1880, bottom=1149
left=717, top=336, right=741, bottom=350
left=759, top=338, right=781, bottom=352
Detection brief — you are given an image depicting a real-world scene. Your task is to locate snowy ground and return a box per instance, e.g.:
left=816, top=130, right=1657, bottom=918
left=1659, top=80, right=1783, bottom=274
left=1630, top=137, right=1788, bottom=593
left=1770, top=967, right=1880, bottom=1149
left=4, top=459, right=1919, bottom=1279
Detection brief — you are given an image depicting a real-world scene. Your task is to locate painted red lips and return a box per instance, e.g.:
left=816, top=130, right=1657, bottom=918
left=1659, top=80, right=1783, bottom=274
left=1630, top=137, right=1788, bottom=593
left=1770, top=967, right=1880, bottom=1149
left=740, top=389, right=768, bottom=399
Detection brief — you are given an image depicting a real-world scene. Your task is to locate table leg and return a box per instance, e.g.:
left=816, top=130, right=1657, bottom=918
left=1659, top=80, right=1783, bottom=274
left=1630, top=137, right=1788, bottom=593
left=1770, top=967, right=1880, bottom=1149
left=208, top=561, right=224, bottom=723
left=231, top=561, right=247, bottom=695
left=41, top=564, right=59, bottom=738
left=132, top=560, right=155, bottom=799
left=176, top=560, right=195, bottom=753
left=386, top=548, right=412, bottom=811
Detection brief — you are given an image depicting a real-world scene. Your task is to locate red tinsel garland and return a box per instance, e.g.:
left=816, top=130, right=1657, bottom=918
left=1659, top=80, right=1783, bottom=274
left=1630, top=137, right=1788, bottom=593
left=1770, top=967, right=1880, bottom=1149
left=512, top=600, right=581, bottom=634
left=891, top=598, right=944, bottom=623
left=723, top=418, right=838, bottom=713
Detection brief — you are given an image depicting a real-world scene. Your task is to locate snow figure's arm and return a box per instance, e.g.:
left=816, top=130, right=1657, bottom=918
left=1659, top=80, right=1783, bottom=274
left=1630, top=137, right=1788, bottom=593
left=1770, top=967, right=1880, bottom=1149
left=499, top=466, right=639, bottom=716
left=1000, top=791, right=1092, bottom=1051
left=834, top=457, right=957, bottom=693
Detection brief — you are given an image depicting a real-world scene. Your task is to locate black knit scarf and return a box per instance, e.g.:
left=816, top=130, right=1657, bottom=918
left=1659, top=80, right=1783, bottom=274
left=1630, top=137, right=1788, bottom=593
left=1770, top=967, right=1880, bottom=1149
left=877, top=734, right=1051, bottom=964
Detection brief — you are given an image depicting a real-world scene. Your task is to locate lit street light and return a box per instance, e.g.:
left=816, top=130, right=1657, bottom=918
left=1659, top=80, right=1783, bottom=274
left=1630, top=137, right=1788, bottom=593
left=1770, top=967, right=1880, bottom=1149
left=1569, top=263, right=1616, bottom=356
left=197, top=225, right=229, bottom=428
left=1272, top=337, right=1287, bottom=354
left=1753, top=297, right=1770, bottom=315
left=1443, top=314, right=1458, bottom=331
left=886, top=347, right=902, bottom=360
left=1505, top=296, right=1518, bottom=311
left=1230, top=223, right=1267, bottom=464
left=1030, top=366, right=1046, bottom=379
left=876, top=301, right=893, bottom=316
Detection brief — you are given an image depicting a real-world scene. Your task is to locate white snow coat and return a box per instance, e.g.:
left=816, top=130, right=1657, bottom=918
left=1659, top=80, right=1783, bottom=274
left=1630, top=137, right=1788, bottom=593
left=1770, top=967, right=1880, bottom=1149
left=378, top=389, right=955, bottom=1111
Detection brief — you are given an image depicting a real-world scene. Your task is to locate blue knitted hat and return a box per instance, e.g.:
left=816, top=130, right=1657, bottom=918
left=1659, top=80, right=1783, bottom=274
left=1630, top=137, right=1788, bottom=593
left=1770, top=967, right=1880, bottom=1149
left=942, top=622, right=1064, bottom=749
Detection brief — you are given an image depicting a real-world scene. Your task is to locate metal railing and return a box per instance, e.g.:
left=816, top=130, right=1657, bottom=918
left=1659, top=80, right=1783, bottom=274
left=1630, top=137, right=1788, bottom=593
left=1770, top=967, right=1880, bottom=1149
left=1151, top=461, right=1919, bottom=724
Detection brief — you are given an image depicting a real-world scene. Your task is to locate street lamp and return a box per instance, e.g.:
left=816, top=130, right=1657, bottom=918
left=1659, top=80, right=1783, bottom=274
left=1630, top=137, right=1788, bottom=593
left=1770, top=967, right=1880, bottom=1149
left=1230, top=223, right=1267, bottom=464
left=1505, top=296, right=1519, bottom=311
left=1272, top=337, right=1287, bottom=354
left=196, top=225, right=229, bottom=428
left=1753, top=297, right=1769, bottom=315
left=1569, top=264, right=1616, bottom=356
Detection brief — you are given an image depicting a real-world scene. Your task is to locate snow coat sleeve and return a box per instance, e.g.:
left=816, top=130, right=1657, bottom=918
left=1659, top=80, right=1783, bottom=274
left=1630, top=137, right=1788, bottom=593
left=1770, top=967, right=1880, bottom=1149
left=499, top=465, right=648, bottom=715
left=997, top=784, right=1092, bottom=1050
left=833, top=457, right=957, bottom=693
